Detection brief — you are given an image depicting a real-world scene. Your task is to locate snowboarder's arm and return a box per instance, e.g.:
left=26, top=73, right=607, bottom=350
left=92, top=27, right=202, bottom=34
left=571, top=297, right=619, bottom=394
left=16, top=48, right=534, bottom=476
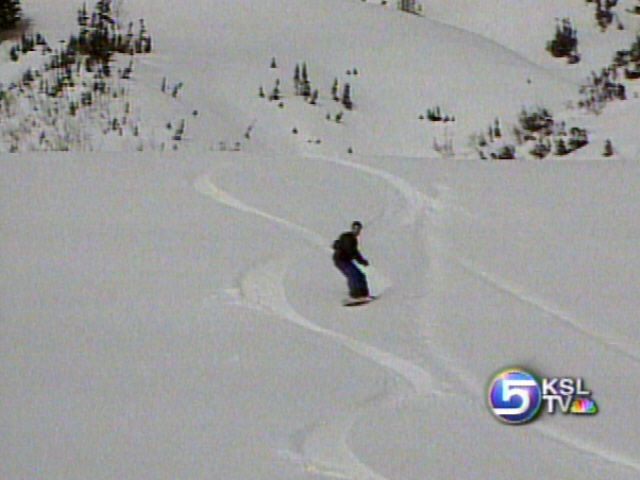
left=352, top=238, right=368, bottom=265
left=354, top=252, right=368, bottom=266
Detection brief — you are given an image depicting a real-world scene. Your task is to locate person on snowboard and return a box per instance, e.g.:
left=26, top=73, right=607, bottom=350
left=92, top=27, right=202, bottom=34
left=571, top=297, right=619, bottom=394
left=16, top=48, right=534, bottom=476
left=333, top=221, right=370, bottom=299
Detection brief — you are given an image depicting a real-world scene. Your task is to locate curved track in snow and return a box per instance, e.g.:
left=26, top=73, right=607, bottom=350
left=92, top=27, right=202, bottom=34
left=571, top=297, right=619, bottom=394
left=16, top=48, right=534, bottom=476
left=304, top=155, right=640, bottom=475
left=195, top=155, right=640, bottom=477
left=194, top=171, right=437, bottom=480
left=426, top=182, right=640, bottom=475
left=303, top=153, right=432, bottom=226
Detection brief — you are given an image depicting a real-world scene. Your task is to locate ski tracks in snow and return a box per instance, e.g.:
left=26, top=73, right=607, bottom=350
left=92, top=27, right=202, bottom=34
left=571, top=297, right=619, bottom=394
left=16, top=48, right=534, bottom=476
left=453, top=255, right=640, bottom=365
left=238, top=256, right=436, bottom=398
left=195, top=155, right=640, bottom=477
left=194, top=169, right=438, bottom=480
left=193, top=173, right=326, bottom=246
left=304, top=153, right=433, bottom=227
left=241, top=256, right=435, bottom=480
left=428, top=186, right=640, bottom=475
left=428, top=183, right=640, bottom=364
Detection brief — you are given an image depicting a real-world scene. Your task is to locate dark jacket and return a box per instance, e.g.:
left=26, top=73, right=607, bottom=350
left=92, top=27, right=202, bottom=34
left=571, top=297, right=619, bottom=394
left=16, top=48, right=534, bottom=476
left=332, top=232, right=367, bottom=264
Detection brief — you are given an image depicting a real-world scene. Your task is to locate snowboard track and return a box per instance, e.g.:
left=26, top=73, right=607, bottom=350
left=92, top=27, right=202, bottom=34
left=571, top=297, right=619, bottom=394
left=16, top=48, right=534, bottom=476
left=194, top=170, right=438, bottom=480
left=452, top=255, right=640, bottom=365
left=194, top=154, right=640, bottom=477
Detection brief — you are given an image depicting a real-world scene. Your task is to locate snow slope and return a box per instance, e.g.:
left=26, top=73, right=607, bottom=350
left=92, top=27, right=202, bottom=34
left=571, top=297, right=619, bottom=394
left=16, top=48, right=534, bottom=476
left=2, top=0, right=640, bottom=479
left=3, top=153, right=640, bottom=480
left=11, top=0, right=640, bottom=157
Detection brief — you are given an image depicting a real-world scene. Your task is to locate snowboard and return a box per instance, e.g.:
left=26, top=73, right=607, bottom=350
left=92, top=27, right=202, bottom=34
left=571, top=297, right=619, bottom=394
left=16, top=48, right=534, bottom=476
left=343, top=295, right=378, bottom=307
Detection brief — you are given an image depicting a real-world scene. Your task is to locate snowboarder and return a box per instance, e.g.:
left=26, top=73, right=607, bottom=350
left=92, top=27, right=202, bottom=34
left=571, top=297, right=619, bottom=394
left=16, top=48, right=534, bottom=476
left=332, top=221, right=370, bottom=299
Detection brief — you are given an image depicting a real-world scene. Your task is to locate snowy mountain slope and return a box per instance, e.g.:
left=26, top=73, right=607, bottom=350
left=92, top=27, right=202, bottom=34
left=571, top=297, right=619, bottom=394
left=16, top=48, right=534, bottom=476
left=428, top=0, right=640, bottom=75
left=142, top=0, right=580, bottom=157
left=3, top=153, right=640, bottom=480
left=2, top=0, right=640, bottom=479
left=7, top=0, right=629, bottom=156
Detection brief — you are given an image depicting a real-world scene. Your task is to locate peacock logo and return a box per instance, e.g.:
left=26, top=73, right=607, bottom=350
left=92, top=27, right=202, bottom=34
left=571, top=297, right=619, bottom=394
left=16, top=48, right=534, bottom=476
left=570, top=397, right=598, bottom=414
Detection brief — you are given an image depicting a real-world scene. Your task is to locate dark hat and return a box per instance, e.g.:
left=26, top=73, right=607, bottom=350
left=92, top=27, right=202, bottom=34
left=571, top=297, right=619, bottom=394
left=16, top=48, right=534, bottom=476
left=351, top=221, right=363, bottom=229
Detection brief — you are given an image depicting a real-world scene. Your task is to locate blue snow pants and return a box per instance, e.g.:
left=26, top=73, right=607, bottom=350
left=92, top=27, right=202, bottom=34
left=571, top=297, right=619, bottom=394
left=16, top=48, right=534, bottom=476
left=335, top=259, right=369, bottom=298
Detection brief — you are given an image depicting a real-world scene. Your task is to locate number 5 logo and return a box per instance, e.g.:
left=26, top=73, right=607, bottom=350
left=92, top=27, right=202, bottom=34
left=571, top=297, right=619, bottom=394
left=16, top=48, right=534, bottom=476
left=488, top=369, right=542, bottom=424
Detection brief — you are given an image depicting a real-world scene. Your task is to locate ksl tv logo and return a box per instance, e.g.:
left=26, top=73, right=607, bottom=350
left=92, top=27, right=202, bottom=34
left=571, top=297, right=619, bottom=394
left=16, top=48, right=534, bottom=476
left=487, top=367, right=598, bottom=425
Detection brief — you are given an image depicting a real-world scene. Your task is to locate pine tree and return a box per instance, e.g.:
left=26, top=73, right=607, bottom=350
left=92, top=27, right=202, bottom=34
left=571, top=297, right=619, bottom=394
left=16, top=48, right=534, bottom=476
left=294, top=64, right=300, bottom=94
left=86, top=0, right=115, bottom=64
left=342, top=83, right=353, bottom=109
left=300, top=63, right=310, bottom=98
left=9, top=44, right=18, bottom=61
left=269, top=79, right=281, bottom=101
left=547, top=17, right=579, bottom=62
left=331, top=78, right=339, bottom=101
left=310, top=89, right=318, bottom=104
left=555, top=137, right=570, bottom=156
left=144, top=35, right=153, bottom=53
left=78, top=2, right=88, bottom=28
left=400, top=0, right=416, bottom=14
left=0, top=0, right=21, bottom=31
left=603, top=138, right=614, bottom=157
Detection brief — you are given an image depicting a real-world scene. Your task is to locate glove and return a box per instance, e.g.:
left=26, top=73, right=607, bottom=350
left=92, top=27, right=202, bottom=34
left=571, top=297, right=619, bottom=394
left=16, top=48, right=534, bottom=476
left=360, top=259, right=369, bottom=267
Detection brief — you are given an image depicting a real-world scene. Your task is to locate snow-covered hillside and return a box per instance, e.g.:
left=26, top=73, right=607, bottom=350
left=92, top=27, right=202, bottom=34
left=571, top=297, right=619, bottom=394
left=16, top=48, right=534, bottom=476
left=2, top=1, right=640, bottom=479
left=3, top=0, right=640, bottom=158
left=3, top=153, right=640, bottom=479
